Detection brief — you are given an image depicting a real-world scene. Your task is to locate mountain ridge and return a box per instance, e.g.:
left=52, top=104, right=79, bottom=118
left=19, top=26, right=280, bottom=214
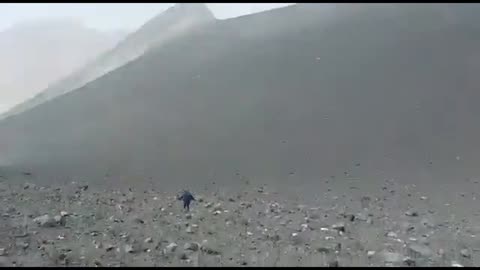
left=0, top=3, right=215, bottom=120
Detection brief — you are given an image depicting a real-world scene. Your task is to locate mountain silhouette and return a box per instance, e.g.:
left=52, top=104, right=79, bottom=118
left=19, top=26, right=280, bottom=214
left=0, top=18, right=125, bottom=114
left=1, top=3, right=215, bottom=120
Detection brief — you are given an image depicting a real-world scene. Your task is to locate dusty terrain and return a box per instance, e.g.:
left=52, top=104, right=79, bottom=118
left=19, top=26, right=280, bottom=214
left=0, top=175, right=479, bottom=267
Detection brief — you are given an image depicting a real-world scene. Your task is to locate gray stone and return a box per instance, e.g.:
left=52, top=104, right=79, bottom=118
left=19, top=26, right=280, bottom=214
left=403, top=257, right=416, bottom=266
left=205, top=202, right=214, bottom=208
left=133, top=217, right=145, bottom=224
left=213, top=203, right=222, bottom=211
left=460, top=249, right=471, bottom=259
left=166, top=242, right=178, bottom=253
left=54, top=215, right=66, bottom=226
left=33, top=215, right=57, bottom=227
left=184, top=242, right=199, bottom=252
left=332, top=222, right=346, bottom=233
left=405, top=211, right=419, bottom=217
left=382, top=251, right=403, bottom=263
left=407, top=244, right=433, bottom=258
left=124, top=244, right=135, bottom=254
left=201, top=241, right=221, bottom=255
left=420, top=218, right=434, bottom=228
left=144, top=237, right=153, bottom=243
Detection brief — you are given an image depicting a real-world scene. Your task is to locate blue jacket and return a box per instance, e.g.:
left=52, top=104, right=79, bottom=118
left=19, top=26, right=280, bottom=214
left=178, top=191, right=195, bottom=203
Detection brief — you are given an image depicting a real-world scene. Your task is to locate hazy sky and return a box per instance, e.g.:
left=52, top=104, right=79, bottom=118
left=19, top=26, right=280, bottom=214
left=0, top=3, right=295, bottom=32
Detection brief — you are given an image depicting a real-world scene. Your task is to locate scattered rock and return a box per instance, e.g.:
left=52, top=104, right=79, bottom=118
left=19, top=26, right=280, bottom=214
left=382, top=251, right=403, bottom=263
left=403, top=257, right=416, bottom=266
left=407, top=244, right=433, bottom=258
left=405, top=211, right=419, bottom=217
left=166, top=242, right=178, bottom=254
left=133, top=217, right=145, bottom=224
left=201, top=241, right=221, bottom=255
left=331, top=222, right=346, bottom=233
left=213, top=203, right=222, bottom=211
left=205, top=202, right=214, bottom=208
left=290, top=232, right=304, bottom=245
left=54, top=215, right=66, bottom=226
left=460, top=249, right=471, bottom=259
left=420, top=218, right=434, bottom=228
left=33, top=214, right=57, bottom=227
left=105, top=245, right=115, bottom=252
left=144, top=237, right=153, bottom=243
left=451, top=261, right=464, bottom=267
left=386, top=231, right=398, bottom=238
left=124, top=244, right=136, bottom=254
left=184, top=242, right=199, bottom=252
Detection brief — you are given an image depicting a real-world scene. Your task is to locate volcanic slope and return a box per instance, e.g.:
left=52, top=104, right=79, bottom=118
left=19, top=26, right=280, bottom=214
left=1, top=4, right=480, bottom=194
left=1, top=3, right=215, bottom=120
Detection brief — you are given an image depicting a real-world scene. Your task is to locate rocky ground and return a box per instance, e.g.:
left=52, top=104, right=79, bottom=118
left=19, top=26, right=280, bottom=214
left=0, top=177, right=479, bottom=267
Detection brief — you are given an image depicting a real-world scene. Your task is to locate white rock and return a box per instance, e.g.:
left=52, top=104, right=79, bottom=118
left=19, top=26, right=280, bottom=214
left=124, top=244, right=134, bottom=253
left=451, top=261, right=464, bottom=267
left=166, top=242, right=178, bottom=253
left=387, top=231, right=398, bottom=238
left=144, top=237, right=153, bottom=243
left=213, top=203, right=222, bottom=211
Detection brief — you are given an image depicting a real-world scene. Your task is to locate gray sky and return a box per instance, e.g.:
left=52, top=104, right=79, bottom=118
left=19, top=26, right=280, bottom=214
left=0, top=3, right=295, bottom=32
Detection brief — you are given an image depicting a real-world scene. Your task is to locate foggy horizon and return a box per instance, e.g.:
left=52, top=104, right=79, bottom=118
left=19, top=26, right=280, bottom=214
left=0, top=3, right=295, bottom=33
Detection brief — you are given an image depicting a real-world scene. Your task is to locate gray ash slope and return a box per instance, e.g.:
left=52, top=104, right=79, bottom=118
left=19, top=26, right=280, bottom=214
left=0, top=3, right=215, bottom=120
left=1, top=4, right=480, bottom=193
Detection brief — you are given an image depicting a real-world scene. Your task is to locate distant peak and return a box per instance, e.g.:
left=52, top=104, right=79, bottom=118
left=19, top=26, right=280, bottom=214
left=166, top=3, right=215, bottom=19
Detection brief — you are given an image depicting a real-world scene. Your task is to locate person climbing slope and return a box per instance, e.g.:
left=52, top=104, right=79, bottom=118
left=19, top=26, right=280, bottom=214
left=178, top=190, right=195, bottom=211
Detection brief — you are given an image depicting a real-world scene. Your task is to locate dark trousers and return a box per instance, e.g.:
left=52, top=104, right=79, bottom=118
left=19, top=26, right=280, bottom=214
left=183, top=200, right=190, bottom=211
